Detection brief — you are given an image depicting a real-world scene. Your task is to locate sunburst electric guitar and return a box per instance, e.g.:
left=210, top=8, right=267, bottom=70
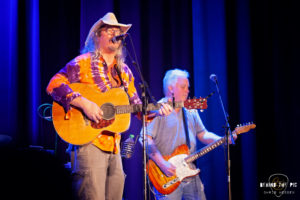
left=52, top=83, right=209, bottom=145
left=147, top=123, right=256, bottom=195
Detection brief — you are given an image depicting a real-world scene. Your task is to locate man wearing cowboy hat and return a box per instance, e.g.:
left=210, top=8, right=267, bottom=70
left=47, top=12, right=172, bottom=200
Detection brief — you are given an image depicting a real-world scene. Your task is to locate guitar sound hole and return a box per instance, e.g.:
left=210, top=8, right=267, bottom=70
left=101, top=103, right=115, bottom=120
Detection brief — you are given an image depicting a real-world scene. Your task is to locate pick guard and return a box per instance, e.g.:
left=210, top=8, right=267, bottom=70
left=168, top=154, right=200, bottom=181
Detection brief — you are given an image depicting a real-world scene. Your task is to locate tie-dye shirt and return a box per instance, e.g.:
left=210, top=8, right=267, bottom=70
left=46, top=51, right=142, bottom=153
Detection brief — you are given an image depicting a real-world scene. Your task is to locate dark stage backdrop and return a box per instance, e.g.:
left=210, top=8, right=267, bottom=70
left=0, top=0, right=299, bottom=199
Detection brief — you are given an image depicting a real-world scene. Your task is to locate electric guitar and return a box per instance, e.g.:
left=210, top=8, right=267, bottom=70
left=52, top=83, right=209, bottom=145
left=147, top=123, right=256, bottom=195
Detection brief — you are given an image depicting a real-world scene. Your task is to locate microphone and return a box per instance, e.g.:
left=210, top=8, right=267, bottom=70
left=111, top=33, right=128, bottom=43
left=121, top=134, right=136, bottom=159
left=209, top=74, right=218, bottom=84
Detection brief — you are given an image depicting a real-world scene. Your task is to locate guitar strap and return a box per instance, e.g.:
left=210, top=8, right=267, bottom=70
left=115, top=65, right=128, bottom=94
left=182, top=108, right=191, bottom=149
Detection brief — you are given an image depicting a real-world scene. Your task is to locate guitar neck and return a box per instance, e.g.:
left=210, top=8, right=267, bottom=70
left=184, top=135, right=228, bottom=163
left=184, top=123, right=256, bottom=163
left=115, top=101, right=184, bottom=114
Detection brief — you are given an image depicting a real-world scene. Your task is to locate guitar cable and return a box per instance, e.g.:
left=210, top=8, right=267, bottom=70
left=37, top=103, right=53, bottom=121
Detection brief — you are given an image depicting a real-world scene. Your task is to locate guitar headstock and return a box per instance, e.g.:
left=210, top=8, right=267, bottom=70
left=184, top=97, right=208, bottom=111
left=234, top=122, right=256, bottom=135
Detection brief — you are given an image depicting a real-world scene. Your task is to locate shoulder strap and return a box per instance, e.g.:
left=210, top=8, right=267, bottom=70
left=114, top=65, right=128, bottom=93
left=182, top=108, right=191, bottom=148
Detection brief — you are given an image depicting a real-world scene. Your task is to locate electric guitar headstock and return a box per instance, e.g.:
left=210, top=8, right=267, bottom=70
left=234, top=122, right=256, bottom=135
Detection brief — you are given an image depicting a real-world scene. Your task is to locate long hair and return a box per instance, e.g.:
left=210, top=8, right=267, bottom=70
left=80, top=27, right=126, bottom=70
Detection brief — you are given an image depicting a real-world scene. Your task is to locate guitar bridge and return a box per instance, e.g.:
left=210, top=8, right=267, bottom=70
left=163, top=177, right=179, bottom=189
left=91, top=118, right=115, bottom=129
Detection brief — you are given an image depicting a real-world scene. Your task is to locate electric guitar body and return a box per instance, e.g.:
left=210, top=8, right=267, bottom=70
left=147, top=123, right=256, bottom=195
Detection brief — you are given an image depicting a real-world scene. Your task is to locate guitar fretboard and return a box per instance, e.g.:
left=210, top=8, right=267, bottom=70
left=184, top=124, right=255, bottom=163
left=115, top=101, right=184, bottom=114
left=184, top=136, right=227, bottom=163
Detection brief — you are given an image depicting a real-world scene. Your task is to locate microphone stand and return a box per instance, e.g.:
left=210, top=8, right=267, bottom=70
left=140, top=83, right=149, bottom=200
left=123, top=34, right=157, bottom=200
left=211, top=76, right=235, bottom=200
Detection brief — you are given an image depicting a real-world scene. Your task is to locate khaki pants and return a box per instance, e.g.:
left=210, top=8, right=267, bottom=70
left=71, top=144, right=125, bottom=200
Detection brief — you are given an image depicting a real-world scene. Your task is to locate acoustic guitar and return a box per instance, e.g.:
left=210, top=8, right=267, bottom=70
left=147, top=123, right=256, bottom=195
left=52, top=83, right=209, bottom=145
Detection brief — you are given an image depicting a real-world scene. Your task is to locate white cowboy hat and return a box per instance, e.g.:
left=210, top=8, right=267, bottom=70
left=84, top=12, right=132, bottom=46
